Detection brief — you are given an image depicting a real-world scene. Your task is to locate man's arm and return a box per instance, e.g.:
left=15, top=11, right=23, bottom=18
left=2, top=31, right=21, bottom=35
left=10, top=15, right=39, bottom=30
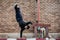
left=14, top=4, right=17, bottom=10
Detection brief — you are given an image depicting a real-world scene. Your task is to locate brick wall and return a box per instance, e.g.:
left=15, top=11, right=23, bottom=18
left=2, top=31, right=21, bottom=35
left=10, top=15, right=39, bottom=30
left=0, top=0, right=60, bottom=33
left=40, top=0, right=60, bottom=33
left=0, top=0, right=36, bottom=33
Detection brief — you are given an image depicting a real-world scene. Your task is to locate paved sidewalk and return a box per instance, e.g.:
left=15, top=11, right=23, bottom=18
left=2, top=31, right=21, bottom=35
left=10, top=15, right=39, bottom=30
left=0, top=38, right=56, bottom=40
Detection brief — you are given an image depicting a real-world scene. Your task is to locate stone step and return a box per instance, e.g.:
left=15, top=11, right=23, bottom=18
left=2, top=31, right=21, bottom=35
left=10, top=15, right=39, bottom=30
left=0, top=38, right=57, bottom=40
left=0, top=33, right=60, bottom=38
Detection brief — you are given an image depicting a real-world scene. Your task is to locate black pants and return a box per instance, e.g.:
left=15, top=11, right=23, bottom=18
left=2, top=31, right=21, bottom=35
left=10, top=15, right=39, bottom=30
left=18, top=21, right=32, bottom=38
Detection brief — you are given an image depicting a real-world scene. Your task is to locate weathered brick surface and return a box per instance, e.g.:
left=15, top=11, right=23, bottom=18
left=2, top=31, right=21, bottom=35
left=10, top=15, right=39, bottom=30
left=40, top=0, right=60, bottom=33
left=0, top=0, right=60, bottom=33
left=0, top=0, right=36, bottom=33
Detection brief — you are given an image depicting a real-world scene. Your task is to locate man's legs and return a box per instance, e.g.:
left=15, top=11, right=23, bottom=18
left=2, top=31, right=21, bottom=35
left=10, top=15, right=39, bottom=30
left=19, top=22, right=32, bottom=38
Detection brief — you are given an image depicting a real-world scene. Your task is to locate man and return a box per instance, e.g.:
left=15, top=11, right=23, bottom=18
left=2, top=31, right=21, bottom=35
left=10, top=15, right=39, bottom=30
left=14, top=4, right=32, bottom=38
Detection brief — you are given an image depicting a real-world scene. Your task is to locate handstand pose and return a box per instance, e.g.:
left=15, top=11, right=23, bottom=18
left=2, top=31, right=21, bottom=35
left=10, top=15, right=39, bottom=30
left=14, top=4, right=32, bottom=38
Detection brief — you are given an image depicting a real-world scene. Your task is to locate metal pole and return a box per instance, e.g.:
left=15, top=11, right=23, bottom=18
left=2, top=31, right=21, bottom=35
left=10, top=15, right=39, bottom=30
left=37, top=0, right=40, bottom=23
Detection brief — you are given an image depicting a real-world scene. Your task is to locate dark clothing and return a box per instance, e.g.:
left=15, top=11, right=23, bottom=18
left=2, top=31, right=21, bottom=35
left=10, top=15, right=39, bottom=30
left=14, top=5, right=32, bottom=38
left=14, top=5, right=24, bottom=22
left=19, top=21, right=32, bottom=29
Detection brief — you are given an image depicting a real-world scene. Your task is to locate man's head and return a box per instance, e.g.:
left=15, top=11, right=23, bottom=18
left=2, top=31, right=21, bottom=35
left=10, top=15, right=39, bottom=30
left=25, top=22, right=32, bottom=29
left=25, top=26, right=30, bottom=29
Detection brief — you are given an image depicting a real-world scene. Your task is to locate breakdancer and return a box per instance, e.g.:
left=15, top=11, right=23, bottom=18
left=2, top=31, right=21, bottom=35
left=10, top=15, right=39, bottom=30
left=14, top=4, right=32, bottom=38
